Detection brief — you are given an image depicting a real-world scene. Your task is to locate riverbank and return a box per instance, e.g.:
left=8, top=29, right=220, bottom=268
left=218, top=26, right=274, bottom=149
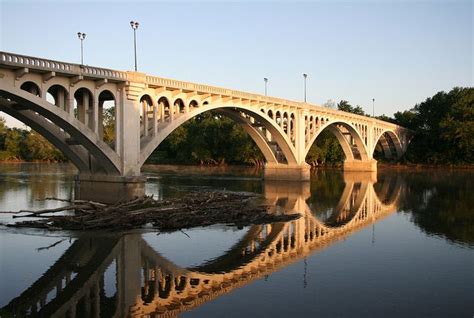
left=2, top=161, right=473, bottom=172
left=377, top=162, right=474, bottom=170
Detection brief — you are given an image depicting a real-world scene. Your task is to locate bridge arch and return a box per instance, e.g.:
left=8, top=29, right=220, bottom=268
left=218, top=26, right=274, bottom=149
left=0, top=85, right=121, bottom=175
left=73, top=87, right=94, bottom=127
left=157, top=96, right=171, bottom=122
left=46, top=84, right=69, bottom=111
left=138, top=103, right=298, bottom=168
left=373, top=129, right=403, bottom=159
left=304, top=121, right=370, bottom=162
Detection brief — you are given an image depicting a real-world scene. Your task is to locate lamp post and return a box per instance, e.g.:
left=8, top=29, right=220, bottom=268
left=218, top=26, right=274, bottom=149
left=130, top=21, right=139, bottom=71
left=303, top=73, right=308, bottom=103
left=264, top=77, right=268, bottom=96
left=77, top=32, right=86, bottom=65
left=372, top=98, right=375, bottom=117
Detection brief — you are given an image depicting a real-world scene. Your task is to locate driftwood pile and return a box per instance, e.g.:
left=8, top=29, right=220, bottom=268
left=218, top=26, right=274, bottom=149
left=2, top=192, right=300, bottom=231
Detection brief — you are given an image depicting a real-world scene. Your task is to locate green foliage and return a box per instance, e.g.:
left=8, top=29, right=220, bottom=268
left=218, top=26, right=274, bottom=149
left=337, top=100, right=366, bottom=116
left=20, top=131, right=66, bottom=161
left=0, top=117, right=66, bottom=162
left=393, top=87, right=473, bottom=164
left=103, top=107, right=116, bottom=147
left=306, top=130, right=345, bottom=166
left=147, top=112, right=264, bottom=165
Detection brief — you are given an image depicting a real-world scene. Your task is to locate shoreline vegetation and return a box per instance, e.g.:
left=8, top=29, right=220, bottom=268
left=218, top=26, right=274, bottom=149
left=0, top=87, right=472, bottom=166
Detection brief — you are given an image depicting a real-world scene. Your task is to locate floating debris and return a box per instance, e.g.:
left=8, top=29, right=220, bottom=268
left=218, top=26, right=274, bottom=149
left=3, top=192, right=300, bottom=231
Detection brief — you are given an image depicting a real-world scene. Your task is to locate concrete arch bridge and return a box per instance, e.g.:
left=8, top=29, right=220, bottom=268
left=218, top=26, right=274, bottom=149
left=0, top=174, right=405, bottom=317
left=0, top=52, right=411, bottom=184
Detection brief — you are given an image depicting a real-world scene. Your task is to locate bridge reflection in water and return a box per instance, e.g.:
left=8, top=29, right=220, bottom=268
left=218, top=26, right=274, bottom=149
left=1, top=172, right=404, bottom=318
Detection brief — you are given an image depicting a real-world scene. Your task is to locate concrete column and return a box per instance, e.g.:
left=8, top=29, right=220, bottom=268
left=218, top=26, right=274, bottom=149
left=170, top=102, right=175, bottom=122
left=98, top=101, right=104, bottom=139
left=93, top=96, right=100, bottom=135
left=119, top=92, right=141, bottom=176
left=68, top=95, right=75, bottom=117
left=153, top=104, right=158, bottom=135
left=142, top=101, right=148, bottom=137
left=343, top=159, right=377, bottom=172
left=57, top=89, right=65, bottom=110
left=159, top=102, right=164, bottom=123
left=264, top=163, right=311, bottom=181
left=118, top=236, right=141, bottom=317
left=83, top=91, right=90, bottom=126
left=295, top=110, right=307, bottom=164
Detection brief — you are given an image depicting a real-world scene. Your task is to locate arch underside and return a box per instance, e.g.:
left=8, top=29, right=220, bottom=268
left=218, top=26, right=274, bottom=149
left=306, top=122, right=370, bottom=162
left=375, top=131, right=403, bottom=159
left=0, top=89, right=121, bottom=175
left=139, top=104, right=298, bottom=168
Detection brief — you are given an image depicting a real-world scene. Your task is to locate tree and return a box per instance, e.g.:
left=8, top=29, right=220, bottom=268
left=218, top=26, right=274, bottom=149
left=337, top=100, right=365, bottom=115
left=323, top=99, right=336, bottom=109
left=392, top=87, right=473, bottom=164
left=0, top=117, right=7, bottom=150
left=102, top=107, right=116, bottom=147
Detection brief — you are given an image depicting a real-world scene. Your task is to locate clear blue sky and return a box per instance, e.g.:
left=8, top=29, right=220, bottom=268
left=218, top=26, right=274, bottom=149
left=1, top=0, right=472, bottom=127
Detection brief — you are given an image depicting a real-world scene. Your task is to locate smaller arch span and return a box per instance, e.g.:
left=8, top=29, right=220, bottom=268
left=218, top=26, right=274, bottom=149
left=305, top=121, right=370, bottom=162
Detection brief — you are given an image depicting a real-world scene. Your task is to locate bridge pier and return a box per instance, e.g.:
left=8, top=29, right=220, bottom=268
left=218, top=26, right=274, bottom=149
left=263, top=163, right=311, bottom=181
left=343, top=159, right=377, bottom=172
left=74, top=174, right=146, bottom=204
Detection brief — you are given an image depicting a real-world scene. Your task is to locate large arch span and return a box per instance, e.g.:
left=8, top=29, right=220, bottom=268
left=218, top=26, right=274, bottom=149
left=0, top=85, right=121, bottom=175
left=137, top=98, right=299, bottom=168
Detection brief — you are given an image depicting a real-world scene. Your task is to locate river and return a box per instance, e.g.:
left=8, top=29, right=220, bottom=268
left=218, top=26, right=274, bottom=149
left=0, top=163, right=472, bottom=317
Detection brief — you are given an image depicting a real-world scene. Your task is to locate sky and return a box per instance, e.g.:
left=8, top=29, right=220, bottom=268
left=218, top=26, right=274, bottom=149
left=0, top=0, right=472, bottom=128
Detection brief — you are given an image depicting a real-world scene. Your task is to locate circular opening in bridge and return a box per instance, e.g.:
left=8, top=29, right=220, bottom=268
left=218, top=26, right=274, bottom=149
left=20, top=81, right=41, bottom=97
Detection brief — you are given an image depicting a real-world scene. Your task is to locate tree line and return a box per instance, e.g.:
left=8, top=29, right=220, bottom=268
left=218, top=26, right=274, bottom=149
left=0, top=87, right=472, bottom=165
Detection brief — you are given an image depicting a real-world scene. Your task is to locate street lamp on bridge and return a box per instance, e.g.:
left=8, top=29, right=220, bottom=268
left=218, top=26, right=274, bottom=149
left=130, top=21, right=139, bottom=72
left=77, top=32, right=86, bottom=65
left=372, top=98, right=375, bottom=117
left=264, top=77, right=268, bottom=96
left=303, top=73, right=308, bottom=103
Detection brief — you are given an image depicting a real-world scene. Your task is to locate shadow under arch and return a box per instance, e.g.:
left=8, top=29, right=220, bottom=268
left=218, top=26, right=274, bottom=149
left=139, top=104, right=299, bottom=168
left=0, top=86, right=121, bottom=175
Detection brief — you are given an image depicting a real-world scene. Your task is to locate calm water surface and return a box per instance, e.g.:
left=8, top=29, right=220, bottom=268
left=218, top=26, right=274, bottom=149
left=0, top=163, right=472, bottom=317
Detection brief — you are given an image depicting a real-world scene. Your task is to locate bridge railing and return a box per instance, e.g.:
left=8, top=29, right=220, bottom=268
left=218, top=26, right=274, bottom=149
left=0, top=51, right=127, bottom=81
left=142, top=73, right=406, bottom=130
left=1, top=51, right=408, bottom=132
